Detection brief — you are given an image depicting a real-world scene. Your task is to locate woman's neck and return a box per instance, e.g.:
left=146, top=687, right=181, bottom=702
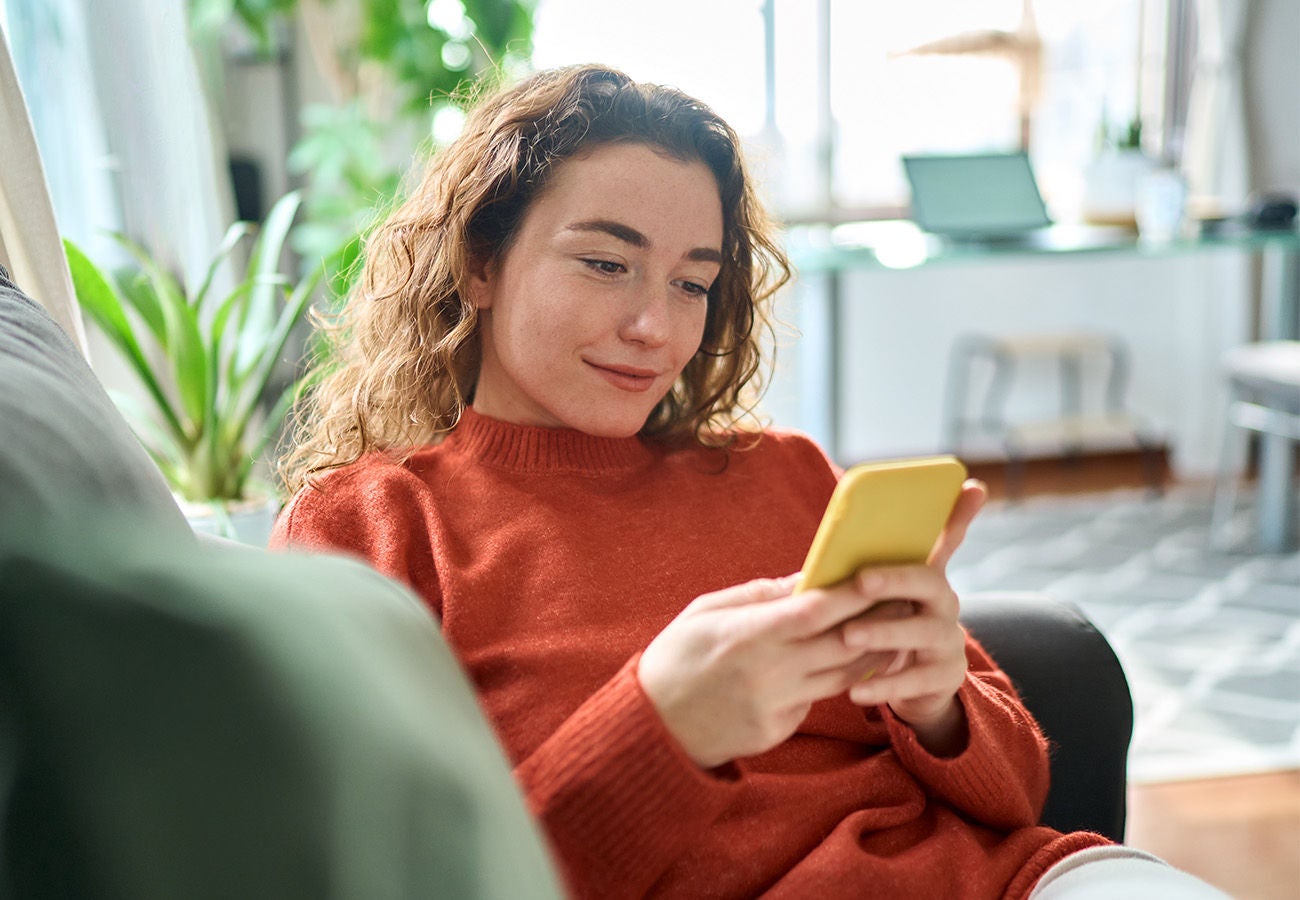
left=450, top=406, right=655, bottom=472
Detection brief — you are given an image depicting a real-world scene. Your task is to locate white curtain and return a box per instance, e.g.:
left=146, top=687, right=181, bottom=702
left=0, top=20, right=88, bottom=355
left=1182, top=0, right=1252, bottom=213
left=5, top=0, right=234, bottom=330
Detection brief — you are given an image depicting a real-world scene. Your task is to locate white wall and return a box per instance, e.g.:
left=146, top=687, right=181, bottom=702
left=1245, top=0, right=1300, bottom=195
left=762, top=249, right=1253, bottom=477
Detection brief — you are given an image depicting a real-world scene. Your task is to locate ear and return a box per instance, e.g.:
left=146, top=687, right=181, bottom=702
left=466, top=254, right=496, bottom=310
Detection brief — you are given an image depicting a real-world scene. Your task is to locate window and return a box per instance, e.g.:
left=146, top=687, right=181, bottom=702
left=532, top=0, right=1154, bottom=224
left=827, top=0, right=1144, bottom=218
left=532, top=0, right=768, bottom=134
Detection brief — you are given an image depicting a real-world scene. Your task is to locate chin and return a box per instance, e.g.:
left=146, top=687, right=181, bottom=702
left=577, top=418, right=648, bottom=439
left=565, top=404, right=656, bottom=439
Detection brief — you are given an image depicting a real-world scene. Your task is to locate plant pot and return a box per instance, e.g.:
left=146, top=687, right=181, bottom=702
left=179, top=493, right=280, bottom=546
left=1081, top=149, right=1156, bottom=229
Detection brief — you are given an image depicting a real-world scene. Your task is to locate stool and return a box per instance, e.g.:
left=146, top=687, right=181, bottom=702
left=943, top=332, right=1163, bottom=498
left=1210, top=341, right=1300, bottom=552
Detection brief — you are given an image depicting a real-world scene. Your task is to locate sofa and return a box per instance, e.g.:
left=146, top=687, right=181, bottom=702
left=0, top=268, right=1133, bottom=897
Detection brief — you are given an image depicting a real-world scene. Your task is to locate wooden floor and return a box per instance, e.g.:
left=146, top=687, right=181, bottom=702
left=980, top=449, right=1300, bottom=899
left=1127, top=771, right=1300, bottom=899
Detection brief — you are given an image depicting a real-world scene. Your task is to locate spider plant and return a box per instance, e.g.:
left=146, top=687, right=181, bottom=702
left=63, top=191, right=320, bottom=504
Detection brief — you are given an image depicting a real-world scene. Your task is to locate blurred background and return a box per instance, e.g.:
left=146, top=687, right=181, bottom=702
left=5, top=0, right=1296, bottom=485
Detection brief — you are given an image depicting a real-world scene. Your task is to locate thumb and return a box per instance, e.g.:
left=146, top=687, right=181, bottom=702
left=928, top=479, right=988, bottom=571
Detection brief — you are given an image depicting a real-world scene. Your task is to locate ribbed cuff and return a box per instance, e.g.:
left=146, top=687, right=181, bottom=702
left=883, top=675, right=1048, bottom=830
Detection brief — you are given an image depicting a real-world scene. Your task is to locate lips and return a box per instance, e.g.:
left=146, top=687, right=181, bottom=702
left=585, top=360, right=660, bottom=393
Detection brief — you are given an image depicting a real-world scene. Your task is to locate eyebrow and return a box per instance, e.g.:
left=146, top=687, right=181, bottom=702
left=564, top=219, right=723, bottom=264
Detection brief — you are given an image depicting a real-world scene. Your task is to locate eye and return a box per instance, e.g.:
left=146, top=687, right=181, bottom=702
left=676, top=279, right=711, bottom=298
left=581, top=258, right=625, bottom=275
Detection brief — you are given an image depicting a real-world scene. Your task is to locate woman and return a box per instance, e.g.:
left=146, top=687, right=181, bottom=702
left=273, top=66, right=1226, bottom=899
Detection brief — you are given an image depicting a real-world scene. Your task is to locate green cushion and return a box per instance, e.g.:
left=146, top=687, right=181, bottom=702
left=0, top=272, right=562, bottom=897
left=1, top=514, right=562, bottom=899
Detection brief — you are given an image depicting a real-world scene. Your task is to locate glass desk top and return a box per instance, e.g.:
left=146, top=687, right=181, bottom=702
left=787, top=219, right=1300, bottom=274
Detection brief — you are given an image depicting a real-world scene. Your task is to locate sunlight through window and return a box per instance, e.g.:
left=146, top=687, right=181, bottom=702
left=531, top=0, right=1144, bottom=223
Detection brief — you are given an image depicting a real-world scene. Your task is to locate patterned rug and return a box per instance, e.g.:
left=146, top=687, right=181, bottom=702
left=947, top=485, right=1300, bottom=784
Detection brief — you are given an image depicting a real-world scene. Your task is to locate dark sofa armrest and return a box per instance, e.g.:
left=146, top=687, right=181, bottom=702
left=960, top=592, right=1133, bottom=842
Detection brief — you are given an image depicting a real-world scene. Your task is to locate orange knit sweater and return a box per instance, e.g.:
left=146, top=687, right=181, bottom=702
left=271, top=407, right=1108, bottom=898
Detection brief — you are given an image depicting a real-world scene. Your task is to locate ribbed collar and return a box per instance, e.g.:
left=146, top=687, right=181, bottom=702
left=447, top=406, right=656, bottom=473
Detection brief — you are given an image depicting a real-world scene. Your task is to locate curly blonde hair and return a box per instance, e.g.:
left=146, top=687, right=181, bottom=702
left=279, top=65, right=791, bottom=494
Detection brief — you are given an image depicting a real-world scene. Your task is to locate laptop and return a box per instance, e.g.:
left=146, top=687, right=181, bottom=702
left=901, top=151, right=1054, bottom=243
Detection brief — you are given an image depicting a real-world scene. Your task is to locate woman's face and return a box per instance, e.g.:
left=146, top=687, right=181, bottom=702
left=470, top=142, right=724, bottom=437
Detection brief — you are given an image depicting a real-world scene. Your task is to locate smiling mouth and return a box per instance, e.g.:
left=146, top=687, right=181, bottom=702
left=586, top=361, right=660, bottom=393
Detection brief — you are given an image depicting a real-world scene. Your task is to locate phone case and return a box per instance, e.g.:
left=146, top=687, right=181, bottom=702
left=796, top=455, right=967, bottom=592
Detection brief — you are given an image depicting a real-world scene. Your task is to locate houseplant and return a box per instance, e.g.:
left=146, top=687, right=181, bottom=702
left=188, top=0, right=535, bottom=296
left=1082, top=115, right=1156, bottom=228
left=63, top=191, right=320, bottom=543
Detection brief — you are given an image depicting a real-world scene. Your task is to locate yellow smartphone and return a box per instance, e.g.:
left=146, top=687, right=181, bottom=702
left=795, top=455, right=967, bottom=593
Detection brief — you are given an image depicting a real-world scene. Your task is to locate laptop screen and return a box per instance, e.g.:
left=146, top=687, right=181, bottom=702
left=902, top=152, right=1052, bottom=239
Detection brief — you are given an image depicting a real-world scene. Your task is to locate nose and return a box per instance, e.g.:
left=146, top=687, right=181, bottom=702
left=618, top=282, right=672, bottom=348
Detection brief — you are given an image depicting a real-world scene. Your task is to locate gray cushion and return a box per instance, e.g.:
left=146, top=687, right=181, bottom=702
left=0, top=268, right=186, bottom=531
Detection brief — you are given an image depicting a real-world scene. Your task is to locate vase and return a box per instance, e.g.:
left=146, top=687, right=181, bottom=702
left=1081, top=149, right=1156, bottom=229
left=1135, top=168, right=1189, bottom=243
left=179, top=493, right=280, bottom=546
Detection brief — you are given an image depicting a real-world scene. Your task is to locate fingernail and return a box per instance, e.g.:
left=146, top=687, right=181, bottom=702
left=849, top=684, right=877, bottom=705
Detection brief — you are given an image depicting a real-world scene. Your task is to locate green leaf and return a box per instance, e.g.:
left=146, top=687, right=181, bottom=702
left=63, top=238, right=186, bottom=440
left=239, top=369, right=311, bottom=490
left=110, top=234, right=209, bottom=432
left=203, top=279, right=258, bottom=497
left=236, top=190, right=302, bottom=374
left=113, top=267, right=167, bottom=342
left=224, top=264, right=321, bottom=444
left=194, top=221, right=254, bottom=312
left=211, top=280, right=256, bottom=377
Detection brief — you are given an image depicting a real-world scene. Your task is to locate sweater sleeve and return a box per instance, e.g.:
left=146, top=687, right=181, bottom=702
left=514, top=653, right=744, bottom=899
left=881, top=632, right=1050, bottom=831
left=269, top=464, right=444, bottom=617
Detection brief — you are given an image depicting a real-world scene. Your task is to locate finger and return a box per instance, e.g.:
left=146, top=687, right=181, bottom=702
left=691, top=573, right=801, bottom=611
left=843, top=598, right=915, bottom=626
left=761, top=580, right=899, bottom=641
left=847, top=659, right=965, bottom=707
left=929, top=479, right=988, bottom=570
left=853, top=565, right=957, bottom=618
left=844, top=612, right=960, bottom=655
left=782, top=625, right=885, bottom=675
left=802, top=668, right=867, bottom=702
left=801, top=652, right=889, bottom=701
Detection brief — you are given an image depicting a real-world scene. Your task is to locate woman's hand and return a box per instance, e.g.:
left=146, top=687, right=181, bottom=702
left=840, top=480, right=988, bottom=755
left=638, top=479, right=987, bottom=768
left=638, top=574, right=896, bottom=769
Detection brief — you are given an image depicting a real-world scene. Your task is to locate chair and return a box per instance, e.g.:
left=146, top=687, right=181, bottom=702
left=1211, top=340, right=1300, bottom=551
left=962, top=593, right=1133, bottom=841
left=943, top=331, right=1164, bottom=498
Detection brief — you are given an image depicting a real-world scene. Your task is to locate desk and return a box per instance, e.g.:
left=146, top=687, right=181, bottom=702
left=787, top=220, right=1300, bottom=551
